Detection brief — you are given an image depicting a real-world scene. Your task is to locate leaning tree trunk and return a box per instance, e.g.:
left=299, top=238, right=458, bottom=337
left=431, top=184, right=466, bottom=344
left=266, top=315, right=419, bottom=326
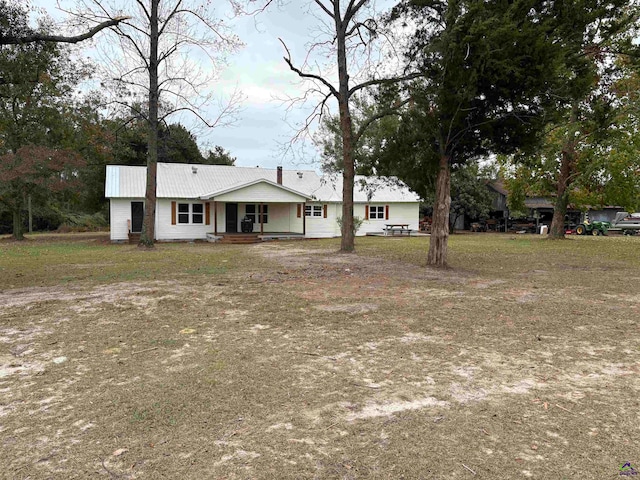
left=139, top=0, right=159, bottom=248
left=427, top=155, right=451, bottom=267
left=336, top=14, right=355, bottom=253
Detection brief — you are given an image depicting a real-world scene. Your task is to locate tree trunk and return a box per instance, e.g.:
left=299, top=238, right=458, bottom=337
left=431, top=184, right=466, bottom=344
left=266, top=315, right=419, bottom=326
left=427, top=155, right=451, bottom=267
left=335, top=13, right=355, bottom=253
left=12, top=202, right=24, bottom=240
left=549, top=147, right=573, bottom=239
left=140, top=0, right=159, bottom=248
left=549, top=105, right=579, bottom=239
left=339, top=97, right=355, bottom=252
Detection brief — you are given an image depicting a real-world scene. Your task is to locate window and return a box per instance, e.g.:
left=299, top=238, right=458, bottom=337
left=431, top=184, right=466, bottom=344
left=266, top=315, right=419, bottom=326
left=370, top=205, right=385, bottom=219
left=178, top=203, right=204, bottom=224
left=192, top=203, right=203, bottom=224
left=178, top=203, right=190, bottom=224
left=305, top=205, right=323, bottom=217
left=246, top=204, right=268, bottom=223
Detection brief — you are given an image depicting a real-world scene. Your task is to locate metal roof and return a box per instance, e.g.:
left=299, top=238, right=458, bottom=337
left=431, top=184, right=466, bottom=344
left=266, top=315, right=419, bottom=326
left=105, top=163, right=420, bottom=203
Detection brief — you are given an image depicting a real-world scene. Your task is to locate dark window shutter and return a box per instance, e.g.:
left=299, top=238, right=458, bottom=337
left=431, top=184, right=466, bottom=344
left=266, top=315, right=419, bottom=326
left=297, top=204, right=301, bottom=218
left=323, top=204, right=327, bottom=218
left=385, top=205, right=389, bottom=220
left=365, top=205, right=369, bottom=220
left=205, top=202, right=211, bottom=225
left=171, top=201, right=176, bottom=225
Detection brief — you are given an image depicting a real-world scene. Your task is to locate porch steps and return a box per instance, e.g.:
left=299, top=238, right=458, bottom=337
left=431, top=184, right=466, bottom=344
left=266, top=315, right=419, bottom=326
left=128, top=233, right=141, bottom=245
left=219, top=233, right=261, bottom=245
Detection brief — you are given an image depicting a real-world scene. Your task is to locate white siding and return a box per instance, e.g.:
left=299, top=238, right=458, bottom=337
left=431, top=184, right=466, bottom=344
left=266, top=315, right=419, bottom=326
left=356, top=202, right=419, bottom=235
left=156, top=199, right=211, bottom=241
left=215, top=182, right=306, bottom=203
left=214, top=201, right=224, bottom=233
left=305, top=203, right=418, bottom=238
left=110, top=199, right=135, bottom=241
left=290, top=203, right=304, bottom=234
left=305, top=203, right=341, bottom=238
left=110, top=198, right=419, bottom=241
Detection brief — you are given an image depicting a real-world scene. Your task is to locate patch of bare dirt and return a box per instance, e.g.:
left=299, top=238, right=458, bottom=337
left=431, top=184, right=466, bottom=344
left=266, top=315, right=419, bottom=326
left=1, top=240, right=639, bottom=479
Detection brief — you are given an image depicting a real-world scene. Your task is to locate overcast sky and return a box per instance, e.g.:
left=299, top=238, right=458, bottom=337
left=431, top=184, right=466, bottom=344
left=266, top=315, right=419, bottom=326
left=30, top=1, right=353, bottom=171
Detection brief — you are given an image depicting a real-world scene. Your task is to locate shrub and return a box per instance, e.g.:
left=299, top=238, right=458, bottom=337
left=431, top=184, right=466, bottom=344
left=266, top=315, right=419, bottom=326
left=56, top=212, right=108, bottom=232
left=336, top=215, right=364, bottom=236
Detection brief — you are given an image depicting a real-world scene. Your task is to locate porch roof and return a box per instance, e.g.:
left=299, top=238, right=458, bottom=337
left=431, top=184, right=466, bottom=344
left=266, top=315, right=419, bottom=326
left=200, top=179, right=312, bottom=202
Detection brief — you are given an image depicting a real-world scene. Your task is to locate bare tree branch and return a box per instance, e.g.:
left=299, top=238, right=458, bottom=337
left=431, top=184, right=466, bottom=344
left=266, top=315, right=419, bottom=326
left=344, top=0, right=369, bottom=26
left=0, top=16, right=130, bottom=45
left=348, top=72, right=422, bottom=98
left=313, top=0, right=335, bottom=19
left=279, top=38, right=339, bottom=99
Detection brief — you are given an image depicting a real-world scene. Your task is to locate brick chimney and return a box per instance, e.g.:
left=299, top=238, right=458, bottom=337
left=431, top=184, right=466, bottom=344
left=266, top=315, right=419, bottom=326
left=277, top=166, right=283, bottom=185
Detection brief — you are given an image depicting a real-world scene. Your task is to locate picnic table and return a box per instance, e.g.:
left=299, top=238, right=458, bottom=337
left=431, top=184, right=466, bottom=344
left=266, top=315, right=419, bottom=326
left=384, top=223, right=411, bottom=236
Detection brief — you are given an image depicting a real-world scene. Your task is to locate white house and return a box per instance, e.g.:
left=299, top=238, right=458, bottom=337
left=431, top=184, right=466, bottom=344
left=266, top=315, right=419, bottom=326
left=105, top=163, right=420, bottom=242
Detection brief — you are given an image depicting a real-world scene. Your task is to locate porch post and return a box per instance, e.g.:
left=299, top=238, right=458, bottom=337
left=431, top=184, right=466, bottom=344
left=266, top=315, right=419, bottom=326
left=214, top=201, right=217, bottom=235
left=303, top=202, right=306, bottom=236
left=260, top=203, right=264, bottom=235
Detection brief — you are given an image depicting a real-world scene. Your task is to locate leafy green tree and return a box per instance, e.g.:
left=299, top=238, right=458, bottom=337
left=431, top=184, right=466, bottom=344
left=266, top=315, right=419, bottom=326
left=385, top=0, right=622, bottom=266
left=501, top=65, right=640, bottom=220
left=0, top=8, right=88, bottom=239
left=317, top=95, right=401, bottom=177
left=536, top=2, right=637, bottom=238
left=109, top=114, right=228, bottom=166
left=448, top=163, right=493, bottom=232
left=318, top=99, right=493, bottom=233
left=203, top=145, right=236, bottom=166
left=160, top=124, right=204, bottom=164
left=68, top=94, right=118, bottom=216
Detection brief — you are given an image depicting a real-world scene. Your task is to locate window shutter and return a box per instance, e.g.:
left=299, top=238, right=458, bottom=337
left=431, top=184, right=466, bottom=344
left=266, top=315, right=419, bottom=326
left=171, top=201, right=176, bottom=225
left=323, top=204, right=327, bottom=218
left=385, top=205, right=389, bottom=220
left=205, top=202, right=211, bottom=225
left=297, top=204, right=301, bottom=218
left=365, top=205, right=369, bottom=220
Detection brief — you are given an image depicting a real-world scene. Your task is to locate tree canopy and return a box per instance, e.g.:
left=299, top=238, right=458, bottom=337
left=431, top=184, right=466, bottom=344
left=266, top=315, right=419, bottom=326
left=380, top=0, right=630, bottom=265
left=0, top=13, right=88, bottom=239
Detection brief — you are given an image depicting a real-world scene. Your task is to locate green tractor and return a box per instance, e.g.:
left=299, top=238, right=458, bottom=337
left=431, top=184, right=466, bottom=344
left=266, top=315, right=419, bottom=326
left=575, top=220, right=610, bottom=236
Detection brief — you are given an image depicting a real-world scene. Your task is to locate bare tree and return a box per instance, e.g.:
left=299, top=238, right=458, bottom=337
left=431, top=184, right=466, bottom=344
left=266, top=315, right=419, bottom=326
left=64, top=0, right=244, bottom=246
left=280, top=0, right=418, bottom=253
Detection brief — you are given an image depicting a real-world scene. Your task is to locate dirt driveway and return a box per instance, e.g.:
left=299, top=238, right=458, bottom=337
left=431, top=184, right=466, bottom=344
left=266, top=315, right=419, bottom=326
left=1, top=236, right=639, bottom=479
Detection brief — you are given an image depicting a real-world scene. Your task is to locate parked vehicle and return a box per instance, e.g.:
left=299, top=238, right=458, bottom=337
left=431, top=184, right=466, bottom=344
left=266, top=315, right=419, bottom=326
left=610, top=212, right=640, bottom=236
left=575, top=220, right=610, bottom=236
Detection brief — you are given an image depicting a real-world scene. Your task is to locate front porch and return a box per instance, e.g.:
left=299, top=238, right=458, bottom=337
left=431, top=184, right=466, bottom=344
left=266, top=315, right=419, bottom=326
left=200, top=179, right=314, bottom=240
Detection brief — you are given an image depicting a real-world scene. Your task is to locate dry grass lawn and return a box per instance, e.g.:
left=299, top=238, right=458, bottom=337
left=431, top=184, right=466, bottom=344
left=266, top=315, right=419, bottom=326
left=1, top=232, right=639, bottom=479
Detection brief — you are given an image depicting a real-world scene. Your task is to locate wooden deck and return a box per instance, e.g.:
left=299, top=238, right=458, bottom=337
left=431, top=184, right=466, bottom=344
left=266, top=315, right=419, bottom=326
left=207, top=232, right=305, bottom=244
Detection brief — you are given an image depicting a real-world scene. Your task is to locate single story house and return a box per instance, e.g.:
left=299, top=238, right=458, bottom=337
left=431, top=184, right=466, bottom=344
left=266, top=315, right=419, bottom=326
left=105, top=163, right=420, bottom=242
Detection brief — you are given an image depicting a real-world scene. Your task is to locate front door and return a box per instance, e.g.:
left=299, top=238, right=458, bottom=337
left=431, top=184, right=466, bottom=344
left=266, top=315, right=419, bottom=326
left=131, top=202, right=144, bottom=233
left=225, top=203, right=238, bottom=233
